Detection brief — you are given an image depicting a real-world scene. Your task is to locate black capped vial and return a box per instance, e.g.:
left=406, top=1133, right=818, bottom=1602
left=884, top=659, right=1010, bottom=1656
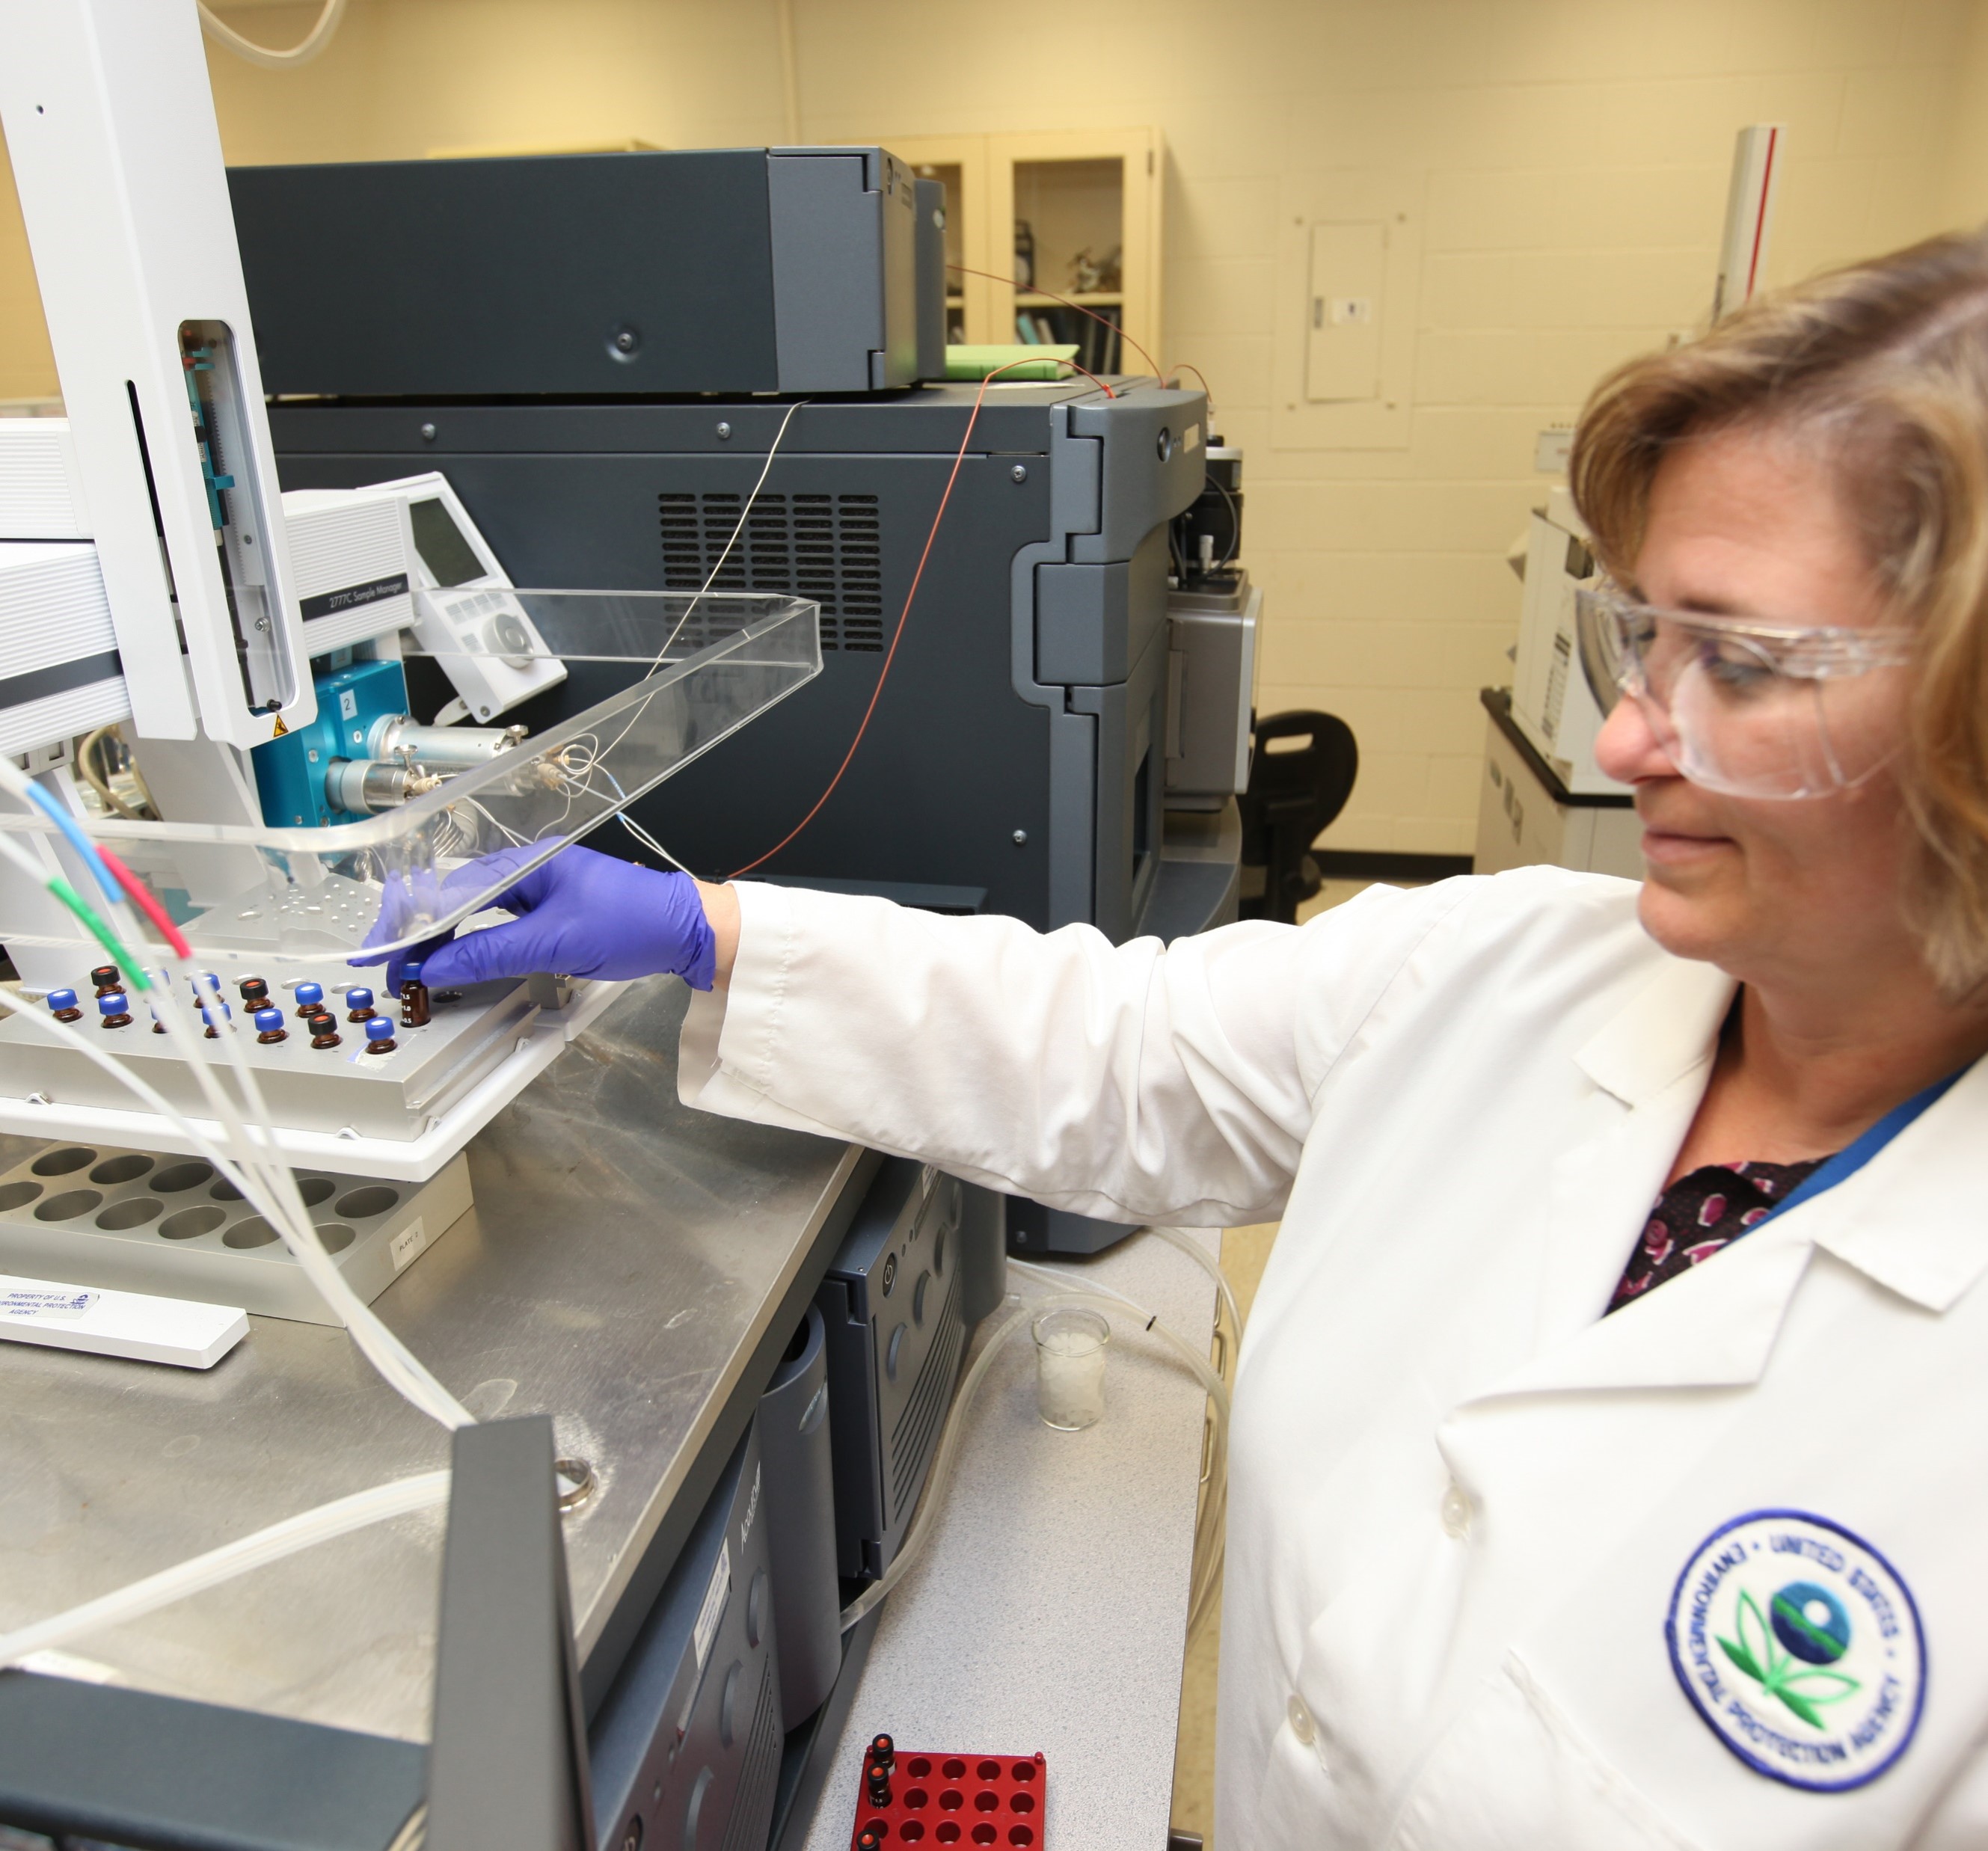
left=346, top=985, right=376, bottom=1024
left=362, top=1016, right=397, bottom=1055
left=89, top=964, right=121, bottom=997
left=45, top=988, right=82, bottom=1023
left=97, top=991, right=132, bottom=1029
left=239, top=975, right=271, bottom=1009
left=865, top=1767, right=892, bottom=1808
left=308, top=1011, right=342, bottom=1049
left=294, top=980, right=325, bottom=1019
left=254, top=1007, right=288, bottom=1045
left=868, top=1735, right=895, bottom=1772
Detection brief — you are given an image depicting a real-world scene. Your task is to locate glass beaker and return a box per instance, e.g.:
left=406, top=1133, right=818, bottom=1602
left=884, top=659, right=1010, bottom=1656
left=1032, top=1307, right=1110, bottom=1431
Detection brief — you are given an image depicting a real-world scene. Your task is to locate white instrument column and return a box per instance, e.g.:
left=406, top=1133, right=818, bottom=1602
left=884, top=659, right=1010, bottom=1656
left=0, top=0, right=316, bottom=749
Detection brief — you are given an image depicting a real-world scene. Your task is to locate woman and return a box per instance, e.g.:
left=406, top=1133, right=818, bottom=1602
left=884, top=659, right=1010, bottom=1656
left=408, top=234, right=1988, bottom=1847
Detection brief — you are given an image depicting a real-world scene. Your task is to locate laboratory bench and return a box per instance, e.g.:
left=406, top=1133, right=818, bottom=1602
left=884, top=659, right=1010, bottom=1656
left=0, top=975, right=1215, bottom=1851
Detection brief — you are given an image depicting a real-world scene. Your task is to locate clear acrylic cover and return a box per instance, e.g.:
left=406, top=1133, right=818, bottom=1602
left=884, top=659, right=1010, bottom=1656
left=2, top=592, right=820, bottom=967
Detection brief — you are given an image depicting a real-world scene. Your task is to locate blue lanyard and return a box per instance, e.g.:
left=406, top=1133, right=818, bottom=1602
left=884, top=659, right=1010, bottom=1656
left=1752, top=1064, right=1971, bottom=1231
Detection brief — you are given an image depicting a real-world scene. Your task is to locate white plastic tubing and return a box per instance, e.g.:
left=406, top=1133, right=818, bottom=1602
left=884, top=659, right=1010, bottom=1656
left=0, top=760, right=470, bottom=1430
left=0, top=1472, right=450, bottom=1669
left=0, top=757, right=470, bottom=1669
left=840, top=1235, right=1239, bottom=1636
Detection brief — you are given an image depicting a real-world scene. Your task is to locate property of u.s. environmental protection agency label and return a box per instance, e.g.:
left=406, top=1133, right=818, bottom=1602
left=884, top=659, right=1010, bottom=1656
left=1666, top=1509, right=1926, bottom=1792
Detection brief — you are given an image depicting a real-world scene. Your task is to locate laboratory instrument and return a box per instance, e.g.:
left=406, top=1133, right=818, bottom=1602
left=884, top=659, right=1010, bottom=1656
left=1165, top=440, right=1260, bottom=811
left=228, top=145, right=1259, bottom=1256
left=757, top=1304, right=844, bottom=1726
left=229, top=147, right=944, bottom=398
left=227, top=150, right=1244, bottom=951
left=1475, top=486, right=1639, bottom=880
left=819, top=1157, right=1004, bottom=1583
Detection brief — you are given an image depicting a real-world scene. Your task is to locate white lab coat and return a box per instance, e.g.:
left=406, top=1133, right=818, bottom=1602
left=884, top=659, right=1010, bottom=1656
left=679, top=865, right=1988, bottom=1850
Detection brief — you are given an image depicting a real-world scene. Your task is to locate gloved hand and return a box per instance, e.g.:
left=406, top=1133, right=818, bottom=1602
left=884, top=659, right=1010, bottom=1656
left=354, top=844, right=717, bottom=991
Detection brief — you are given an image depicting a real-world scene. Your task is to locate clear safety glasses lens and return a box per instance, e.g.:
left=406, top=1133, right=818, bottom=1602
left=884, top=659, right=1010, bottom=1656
left=1573, top=586, right=1908, bottom=799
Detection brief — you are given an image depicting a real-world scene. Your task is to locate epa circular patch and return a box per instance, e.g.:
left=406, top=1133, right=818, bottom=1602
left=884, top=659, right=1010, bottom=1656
left=1666, top=1510, right=1926, bottom=1792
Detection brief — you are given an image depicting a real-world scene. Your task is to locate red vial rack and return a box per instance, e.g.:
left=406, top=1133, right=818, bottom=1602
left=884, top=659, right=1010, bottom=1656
left=850, top=1748, right=1044, bottom=1849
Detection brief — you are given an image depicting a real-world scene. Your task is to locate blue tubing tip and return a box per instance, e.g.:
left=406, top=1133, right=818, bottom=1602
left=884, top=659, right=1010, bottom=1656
left=46, top=989, right=77, bottom=1012
left=364, top=1016, right=396, bottom=1043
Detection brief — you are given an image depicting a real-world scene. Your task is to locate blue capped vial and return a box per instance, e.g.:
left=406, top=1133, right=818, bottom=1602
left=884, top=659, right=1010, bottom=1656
left=200, top=998, right=231, bottom=1037
left=294, top=980, right=325, bottom=1019
left=46, top=988, right=82, bottom=1022
left=363, top=1016, right=397, bottom=1055
left=254, top=1007, right=288, bottom=1045
left=97, top=990, right=132, bottom=1028
left=346, top=985, right=376, bottom=1024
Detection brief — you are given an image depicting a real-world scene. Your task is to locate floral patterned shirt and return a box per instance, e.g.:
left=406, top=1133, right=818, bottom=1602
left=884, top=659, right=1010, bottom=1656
left=1606, top=1156, right=1831, bottom=1315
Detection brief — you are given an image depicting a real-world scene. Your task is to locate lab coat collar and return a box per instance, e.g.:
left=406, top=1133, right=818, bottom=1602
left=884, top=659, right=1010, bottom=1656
left=1524, top=957, right=1731, bottom=1354
left=1476, top=965, right=1988, bottom=1404
left=1574, top=955, right=1734, bottom=1107
left=1801, top=1051, right=1988, bottom=1313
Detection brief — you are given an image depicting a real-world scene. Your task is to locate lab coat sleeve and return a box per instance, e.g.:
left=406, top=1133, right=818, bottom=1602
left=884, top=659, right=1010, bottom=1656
left=678, top=876, right=1476, bottom=1226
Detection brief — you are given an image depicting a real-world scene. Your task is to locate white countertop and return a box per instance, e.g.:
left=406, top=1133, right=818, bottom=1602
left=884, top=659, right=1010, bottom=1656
left=803, top=1229, right=1220, bottom=1851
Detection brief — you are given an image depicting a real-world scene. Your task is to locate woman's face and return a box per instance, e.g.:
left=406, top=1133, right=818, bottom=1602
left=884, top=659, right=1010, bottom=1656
left=1592, top=423, right=1914, bottom=991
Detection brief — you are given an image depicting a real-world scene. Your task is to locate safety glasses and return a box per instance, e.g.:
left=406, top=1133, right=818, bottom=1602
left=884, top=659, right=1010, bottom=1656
left=1574, top=582, right=1914, bottom=799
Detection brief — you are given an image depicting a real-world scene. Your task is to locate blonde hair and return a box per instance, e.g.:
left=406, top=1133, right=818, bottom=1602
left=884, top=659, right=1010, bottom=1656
left=1570, top=231, right=1988, bottom=997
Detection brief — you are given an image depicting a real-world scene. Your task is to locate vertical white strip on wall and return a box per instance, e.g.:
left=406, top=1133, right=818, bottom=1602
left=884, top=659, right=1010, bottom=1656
left=1713, top=123, right=1785, bottom=322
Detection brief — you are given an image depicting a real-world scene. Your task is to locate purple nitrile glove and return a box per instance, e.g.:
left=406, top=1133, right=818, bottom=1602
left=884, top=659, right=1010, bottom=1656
left=353, top=844, right=717, bottom=991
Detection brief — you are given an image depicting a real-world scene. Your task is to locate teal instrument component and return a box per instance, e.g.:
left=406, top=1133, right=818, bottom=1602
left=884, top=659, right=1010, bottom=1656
left=251, top=657, right=411, bottom=828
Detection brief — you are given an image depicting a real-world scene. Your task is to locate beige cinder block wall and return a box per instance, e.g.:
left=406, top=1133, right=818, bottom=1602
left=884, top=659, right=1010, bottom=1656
left=3, top=0, right=1984, bottom=853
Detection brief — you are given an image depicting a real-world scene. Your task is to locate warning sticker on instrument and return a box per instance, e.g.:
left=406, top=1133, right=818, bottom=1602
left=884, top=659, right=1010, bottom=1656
left=693, top=1538, right=731, bottom=1675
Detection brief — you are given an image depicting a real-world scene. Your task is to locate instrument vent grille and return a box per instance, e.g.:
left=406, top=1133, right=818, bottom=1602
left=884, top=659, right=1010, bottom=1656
left=657, top=491, right=883, bottom=651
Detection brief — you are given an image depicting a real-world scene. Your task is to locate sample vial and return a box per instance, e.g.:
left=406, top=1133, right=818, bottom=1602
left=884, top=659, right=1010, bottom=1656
left=294, top=980, right=325, bottom=1019
left=239, top=975, right=271, bottom=1009
left=45, top=989, right=83, bottom=1023
left=200, top=999, right=231, bottom=1038
left=308, top=1012, right=342, bottom=1049
left=363, top=1016, right=397, bottom=1055
left=89, top=964, right=121, bottom=997
left=868, top=1735, right=895, bottom=1774
left=1032, top=1307, right=1111, bottom=1431
left=346, top=985, right=376, bottom=1024
left=399, top=959, right=431, bottom=1029
left=97, top=991, right=132, bottom=1029
left=254, top=1007, right=288, bottom=1045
